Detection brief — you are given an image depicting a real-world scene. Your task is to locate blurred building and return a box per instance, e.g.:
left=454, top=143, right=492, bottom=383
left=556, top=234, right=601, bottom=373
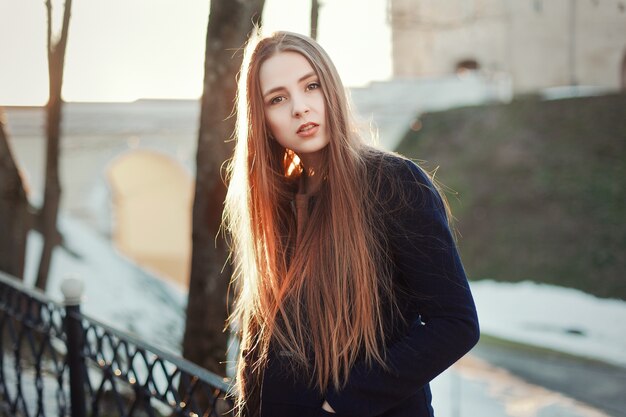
left=107, top=150, right=193, bottom=287
left=390, top=0, right=626, bottom=93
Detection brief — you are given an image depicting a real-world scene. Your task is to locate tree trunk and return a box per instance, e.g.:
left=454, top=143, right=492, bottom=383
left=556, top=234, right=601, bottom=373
left=0, top=110, right=29, bottom=279
left=35, top=0, right=73, bottom=290
left=182, top=0, right=265, bottom=376
left=310, top=0, right=320, bottom=40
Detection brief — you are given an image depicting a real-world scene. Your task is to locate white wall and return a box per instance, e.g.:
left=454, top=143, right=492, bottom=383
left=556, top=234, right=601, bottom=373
left=391, top=0, right=626, bottom=93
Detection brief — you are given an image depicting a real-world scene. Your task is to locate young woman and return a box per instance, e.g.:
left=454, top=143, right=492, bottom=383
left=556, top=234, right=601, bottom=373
left=224, top=31, right=480, bottom=417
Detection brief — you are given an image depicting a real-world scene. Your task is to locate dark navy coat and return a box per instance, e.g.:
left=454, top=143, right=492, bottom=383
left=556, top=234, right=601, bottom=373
left=248, top=156, right=480, bottom=417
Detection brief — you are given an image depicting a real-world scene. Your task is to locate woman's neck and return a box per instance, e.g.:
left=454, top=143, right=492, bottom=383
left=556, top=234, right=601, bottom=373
left=299, top=169, right=323, bottom=195
left=298, top=152, right=325, bottom=195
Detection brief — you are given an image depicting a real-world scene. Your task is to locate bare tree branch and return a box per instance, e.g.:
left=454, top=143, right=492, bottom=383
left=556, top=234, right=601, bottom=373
left=311, top=0, right=320, bottom=40
left=36, top=0, right=73, bottom=290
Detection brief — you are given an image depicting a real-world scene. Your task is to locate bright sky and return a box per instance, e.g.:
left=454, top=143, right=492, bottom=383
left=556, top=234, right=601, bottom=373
left=0, top=0, right=391, bottom=105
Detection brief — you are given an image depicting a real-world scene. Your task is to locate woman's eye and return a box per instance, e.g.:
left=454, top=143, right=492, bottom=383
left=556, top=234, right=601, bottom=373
left=269, top=96, right=284, bottom=105
left=306, top=82, right=320, bottom=91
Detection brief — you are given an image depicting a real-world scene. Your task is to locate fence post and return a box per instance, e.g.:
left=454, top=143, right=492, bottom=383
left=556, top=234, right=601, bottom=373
left=61, top=276, right=87, bottom=417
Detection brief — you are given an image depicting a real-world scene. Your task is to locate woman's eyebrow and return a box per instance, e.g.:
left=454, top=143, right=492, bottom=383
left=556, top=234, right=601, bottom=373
left=262, top=72, right=317, bottom=98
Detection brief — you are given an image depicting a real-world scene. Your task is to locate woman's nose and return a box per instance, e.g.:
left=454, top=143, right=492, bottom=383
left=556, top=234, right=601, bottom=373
left=291, top=96, right=310, bottom=117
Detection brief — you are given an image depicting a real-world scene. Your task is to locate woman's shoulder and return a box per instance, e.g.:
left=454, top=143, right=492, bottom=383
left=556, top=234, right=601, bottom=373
left=362, top=149, right=448, bottom=223
left=363, top=149, right=435, bottom=194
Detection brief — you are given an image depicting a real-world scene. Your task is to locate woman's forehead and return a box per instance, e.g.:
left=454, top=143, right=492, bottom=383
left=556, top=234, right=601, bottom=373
left=259, top=51, right=316, bottom=95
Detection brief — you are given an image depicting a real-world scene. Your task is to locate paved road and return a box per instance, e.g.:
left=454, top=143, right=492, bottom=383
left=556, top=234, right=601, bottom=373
left=470, top=336, right=626, bottom=417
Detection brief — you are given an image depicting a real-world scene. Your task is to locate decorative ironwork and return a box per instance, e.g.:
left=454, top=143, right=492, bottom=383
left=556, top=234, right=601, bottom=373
left=78, top=313, right=234, bottom=417
left=0, top=272, right=234, bottom=417
left=0, top=272, right=69, bottom=417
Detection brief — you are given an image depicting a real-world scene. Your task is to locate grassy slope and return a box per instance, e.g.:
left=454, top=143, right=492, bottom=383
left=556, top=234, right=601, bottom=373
left=395, top=93, right=626, bottom=300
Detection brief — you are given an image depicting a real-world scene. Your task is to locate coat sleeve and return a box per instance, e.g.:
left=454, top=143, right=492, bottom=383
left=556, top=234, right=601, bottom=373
left=324, top=159, right=480, bottom=417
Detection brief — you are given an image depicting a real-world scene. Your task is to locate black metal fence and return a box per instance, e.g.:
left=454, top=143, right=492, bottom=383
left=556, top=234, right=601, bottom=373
left=0, top=271, right=234, bottom=417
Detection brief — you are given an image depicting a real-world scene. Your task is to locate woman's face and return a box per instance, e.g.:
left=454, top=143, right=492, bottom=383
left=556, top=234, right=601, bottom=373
left=259, top=51, right=329, bottom=167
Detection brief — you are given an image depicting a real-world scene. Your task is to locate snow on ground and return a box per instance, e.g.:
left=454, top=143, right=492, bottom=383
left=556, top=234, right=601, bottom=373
left=23, top=215, right=187, bottom=356
left=471, top=280, right=626, bottom=368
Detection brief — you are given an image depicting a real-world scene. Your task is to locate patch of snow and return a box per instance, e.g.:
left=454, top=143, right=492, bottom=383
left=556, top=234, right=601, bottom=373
left=24, top=215, right=186, bottom=355
left=471, top=280, right=626, bottom=367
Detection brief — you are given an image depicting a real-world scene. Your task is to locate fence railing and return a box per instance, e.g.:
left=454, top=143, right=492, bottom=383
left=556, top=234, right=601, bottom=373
left=0, top=271, right=234, bottom=417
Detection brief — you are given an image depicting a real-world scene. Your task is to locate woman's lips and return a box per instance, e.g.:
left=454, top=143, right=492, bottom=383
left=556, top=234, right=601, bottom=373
left=297, top=123, right=319, bottom=137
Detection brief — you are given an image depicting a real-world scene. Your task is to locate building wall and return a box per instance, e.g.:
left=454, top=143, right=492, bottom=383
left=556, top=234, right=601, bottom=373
left=391, top=0, right=626, bottom=93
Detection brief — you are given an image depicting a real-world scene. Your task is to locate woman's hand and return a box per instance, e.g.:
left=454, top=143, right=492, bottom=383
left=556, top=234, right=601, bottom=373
left=322, top=400, right=336, bottom=413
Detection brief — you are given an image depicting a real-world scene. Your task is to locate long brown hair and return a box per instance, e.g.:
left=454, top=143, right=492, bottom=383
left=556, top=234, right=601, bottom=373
left=224, top=30, right=432, bottom=410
